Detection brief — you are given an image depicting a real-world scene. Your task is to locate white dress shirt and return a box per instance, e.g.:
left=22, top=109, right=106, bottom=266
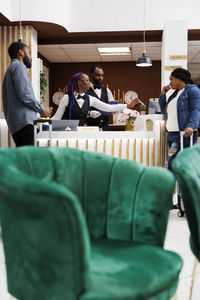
left=52, top=92, right=127, bottom=120
left=166, top=88, right=184, bottom=132
left=92, top=85, right=115, bottom=102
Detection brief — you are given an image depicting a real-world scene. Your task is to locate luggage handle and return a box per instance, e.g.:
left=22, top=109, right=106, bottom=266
left=33, top=119, right=52, bottom=147
left=180, top=131, right=193, bottom=150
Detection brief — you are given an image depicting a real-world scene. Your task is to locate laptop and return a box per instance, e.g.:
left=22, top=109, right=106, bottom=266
left=51, top=120, right=79, bottom=131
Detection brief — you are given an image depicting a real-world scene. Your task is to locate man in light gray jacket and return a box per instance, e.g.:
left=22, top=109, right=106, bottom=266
left=2, top=41, right=52, bottom=147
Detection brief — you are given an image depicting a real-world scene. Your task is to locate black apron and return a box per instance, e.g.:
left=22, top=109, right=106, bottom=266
left=62, top=94, right=90, bottom=126
left=87, top=86, right=109, bottom=130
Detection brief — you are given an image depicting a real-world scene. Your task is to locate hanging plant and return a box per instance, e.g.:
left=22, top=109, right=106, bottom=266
left=40, top=72, right=47, bottom=103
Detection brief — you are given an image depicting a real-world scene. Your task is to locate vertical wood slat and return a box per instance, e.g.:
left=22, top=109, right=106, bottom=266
left=126, top=139, right=129, bottom=160
left=152, top=139, right=155, bottom=166
left=140, top=139, right=143, bottom=163
left=66, top=140, right=68, bottom=147
left=133, top=139, right=136, bottom=161
left=76, top=140, right=78, bottom=149
left=12, top=26, right=15, bottom=43
left=162, top=128, right=166, bottom=167
left=86, top=139, right=88, bottom=150
left=146, top=139, right=149, bottom=166
left=103, top=140, right=106, bottom=154
left=95, top=139, right=98, bottom=152
left=6, top=26, right=10, bottom=70
left=111, top=139, right=114, bottom=156
left=8, top=130, right=11, bottom=147
left=56, top=140, right=59, bottom=147
left=157, top=122, right=161, bottom=167
left=119, top=139, right=122, bottom=158
left=1, top=27, right=4, bottom=112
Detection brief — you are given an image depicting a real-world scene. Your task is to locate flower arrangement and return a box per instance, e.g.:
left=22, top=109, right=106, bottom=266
left=118, top=109, right=140, bottom=122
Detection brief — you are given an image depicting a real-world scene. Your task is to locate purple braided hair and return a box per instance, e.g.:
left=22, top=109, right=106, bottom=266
left=67, top=72, right=83, bottom=95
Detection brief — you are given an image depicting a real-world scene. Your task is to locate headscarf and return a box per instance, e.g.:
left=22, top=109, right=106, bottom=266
left=171, top=68, right=193, bottom=84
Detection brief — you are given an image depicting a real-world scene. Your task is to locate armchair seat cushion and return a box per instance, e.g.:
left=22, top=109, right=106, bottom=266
left=82, top=240, right=182, bottom=300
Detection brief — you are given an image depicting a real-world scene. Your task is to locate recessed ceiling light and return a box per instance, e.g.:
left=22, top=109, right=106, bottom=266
left=98, top=47, right=131, bottom=55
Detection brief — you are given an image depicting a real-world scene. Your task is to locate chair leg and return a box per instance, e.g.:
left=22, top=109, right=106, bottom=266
left=189, top=257, right=198, bottom=300
left=172, top=293, right=177, bottom=300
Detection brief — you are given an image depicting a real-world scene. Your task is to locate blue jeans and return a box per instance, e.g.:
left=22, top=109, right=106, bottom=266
left=167, top=131, right=197, bottom=171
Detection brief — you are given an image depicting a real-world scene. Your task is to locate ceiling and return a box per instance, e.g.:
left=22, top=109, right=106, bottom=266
left=38, top=41, right=200, bottom=64
left=38, top=40, right=200, bottom=81
left=38, top=42, right=162, bottom=63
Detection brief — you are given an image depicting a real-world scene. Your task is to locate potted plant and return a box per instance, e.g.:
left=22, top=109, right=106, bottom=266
left=118, top=109, right=140, bottom=131
left=146, top=119, right=153, bottom=131
left=40, top=72, right=47, bottom=103
left=140, top=104, right=146, bottom=115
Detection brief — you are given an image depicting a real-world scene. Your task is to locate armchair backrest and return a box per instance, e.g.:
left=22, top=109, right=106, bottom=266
left=0, top=146, right=175, bottom=248
left=0, top=161, right=90, bottom=300
left=172, top=144, right=200, bottom=260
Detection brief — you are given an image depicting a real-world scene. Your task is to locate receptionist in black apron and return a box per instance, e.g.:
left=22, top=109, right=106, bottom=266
left=52, top=72, right=137, bottom=125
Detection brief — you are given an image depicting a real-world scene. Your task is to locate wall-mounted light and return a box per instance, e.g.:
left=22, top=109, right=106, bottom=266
left=136, top=0, right=152, bottom=67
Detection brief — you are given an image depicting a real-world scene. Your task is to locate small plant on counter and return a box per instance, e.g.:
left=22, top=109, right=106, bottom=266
left=140, top=104, right=146, bottom=111
left=140, top=104, right=146, bottom=115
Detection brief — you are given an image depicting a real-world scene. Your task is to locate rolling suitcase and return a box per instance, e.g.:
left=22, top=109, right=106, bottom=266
left=33, top=119, right=53, bottom=147
left=176, top=131, right=194, bottom=217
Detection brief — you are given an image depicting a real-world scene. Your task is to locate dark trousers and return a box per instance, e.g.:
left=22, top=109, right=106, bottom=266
left=167, top=131, right=198, bottom=171
left=12, top=124, right=34, bottom=147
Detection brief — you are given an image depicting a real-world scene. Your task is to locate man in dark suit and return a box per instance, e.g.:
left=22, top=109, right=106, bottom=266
left=87, top=65, right=115, bottom=130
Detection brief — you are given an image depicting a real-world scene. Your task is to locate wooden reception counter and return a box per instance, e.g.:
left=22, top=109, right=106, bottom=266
left=0, top=115, right=166, bottom=168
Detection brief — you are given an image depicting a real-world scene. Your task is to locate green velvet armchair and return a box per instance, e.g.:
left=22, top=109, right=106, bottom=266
left=172, top=143, right=200, bottom=300
left=0, top=146, right=182, bottom=300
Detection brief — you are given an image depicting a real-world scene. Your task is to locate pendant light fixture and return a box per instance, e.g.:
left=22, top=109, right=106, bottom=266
left=18, top=0, right=23, bottom=42
left=136, top=0, right=152, bottom=67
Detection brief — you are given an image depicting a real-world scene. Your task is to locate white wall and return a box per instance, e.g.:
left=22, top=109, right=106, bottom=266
left=68, top=0, right=200, bottom=32
left=3, top=0, right=70, bottom=30
left=0, top=0, right=12, bottom=20
left=1, top=0, right=200, bottom=33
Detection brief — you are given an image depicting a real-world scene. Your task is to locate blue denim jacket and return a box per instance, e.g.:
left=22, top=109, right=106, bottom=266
left=159, top=84, right=200, bottom=130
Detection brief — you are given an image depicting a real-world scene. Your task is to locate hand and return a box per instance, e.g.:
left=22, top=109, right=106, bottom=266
left=42, top=106, right=53, bottom=118
left=89, top=110, right=101, bottom=119
left=184, top=127, right=193, bottom=137
left=161, top=85, right=171, bottom=95
left=127, top=98, right=138, bottom=109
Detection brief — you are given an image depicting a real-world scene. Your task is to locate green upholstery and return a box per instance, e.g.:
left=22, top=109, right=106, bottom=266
left=172, top=144, right=200, bottom=260
left=0, top=146, right=183, bottom=300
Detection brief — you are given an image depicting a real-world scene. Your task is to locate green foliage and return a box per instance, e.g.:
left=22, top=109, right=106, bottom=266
left=40, top=72, right=47, bottom=103
left=140, top=104, right=146, bottom=111
left=146, top=119, right=152, bottom=122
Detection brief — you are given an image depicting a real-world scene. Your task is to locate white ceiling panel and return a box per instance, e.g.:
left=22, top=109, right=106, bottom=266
left=65, top=48, right=99, bottom=56
left=70, top=56, right=101, bottom=62
left=38, top=41, right=200, bottom=64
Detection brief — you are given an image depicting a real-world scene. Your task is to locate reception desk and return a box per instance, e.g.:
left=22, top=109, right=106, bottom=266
left=0, top=115, right=167, bottom=168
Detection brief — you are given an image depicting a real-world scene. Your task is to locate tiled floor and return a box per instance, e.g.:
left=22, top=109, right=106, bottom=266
left=0, top=210, right=199, bottom=300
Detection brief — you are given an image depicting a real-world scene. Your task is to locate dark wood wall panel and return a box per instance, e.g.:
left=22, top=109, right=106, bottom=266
left=50, top=61, right=161, bottom=111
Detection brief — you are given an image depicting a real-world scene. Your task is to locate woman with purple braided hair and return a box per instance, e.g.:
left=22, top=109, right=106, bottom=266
left=52, top=72, right=137, bottom=126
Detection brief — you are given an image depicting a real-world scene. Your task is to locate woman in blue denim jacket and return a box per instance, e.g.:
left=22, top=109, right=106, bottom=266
left=159, top=68, right=200, bottom=171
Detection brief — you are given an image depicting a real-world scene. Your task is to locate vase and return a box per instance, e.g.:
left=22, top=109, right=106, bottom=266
left=140, top=111, right=146, bottom=115
left=125, top=118, right=135, bottom=131
left=146, top=120, right=153, bottom=131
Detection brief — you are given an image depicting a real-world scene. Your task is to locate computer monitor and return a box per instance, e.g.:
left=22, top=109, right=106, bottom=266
left=148, top=99, right=161, bottom=114
left=52, top=120, right=79, bottom=131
